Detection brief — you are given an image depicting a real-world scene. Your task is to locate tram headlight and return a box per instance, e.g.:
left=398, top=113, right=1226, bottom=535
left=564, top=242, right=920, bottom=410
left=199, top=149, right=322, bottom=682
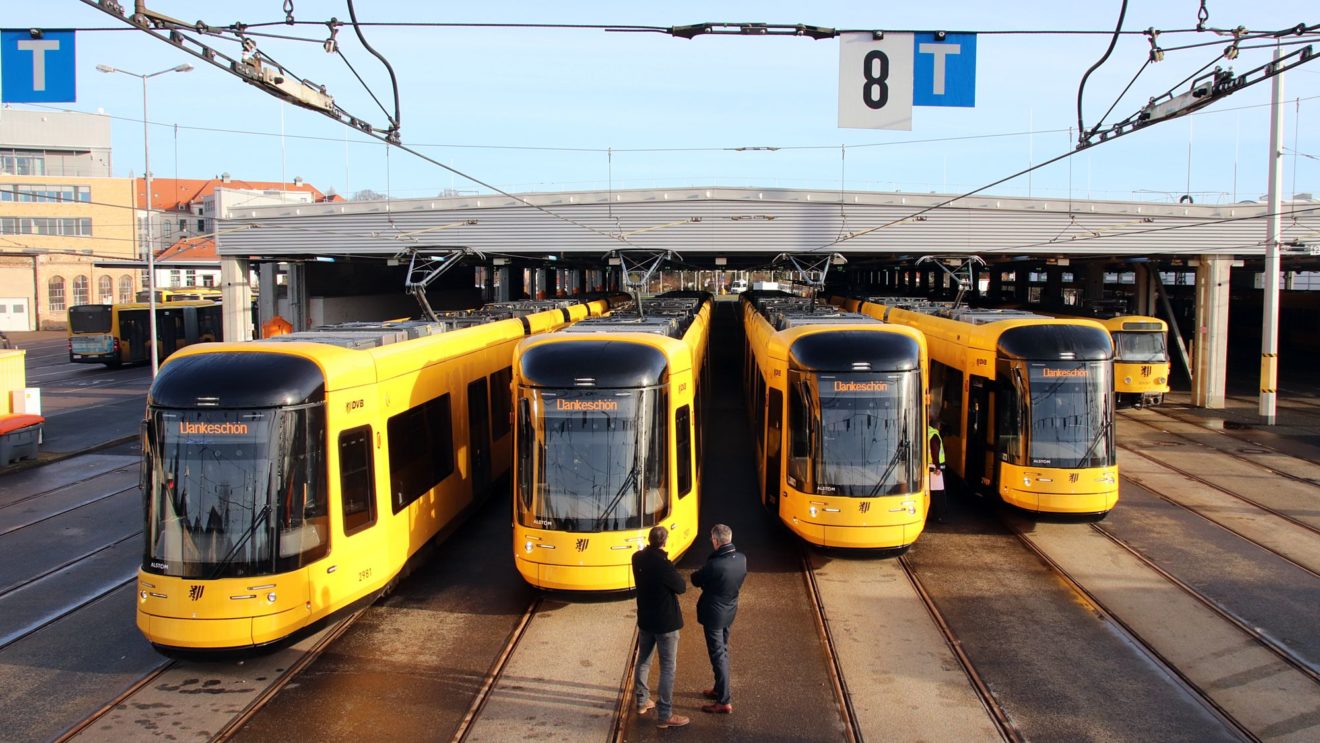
left=524, top=540, right=534, bottom=554
left=267, top=592, right=277, bottom=603
left=139, top=590, right=148, bottom=601
left=809, top=506, right=818, bottom=518
left=1123, top=376, right=1133, bottom=384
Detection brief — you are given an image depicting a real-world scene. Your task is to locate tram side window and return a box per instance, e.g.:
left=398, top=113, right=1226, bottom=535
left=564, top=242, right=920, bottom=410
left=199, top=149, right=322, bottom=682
left=755, top=372, right=766, bottom=450
left=339, top=425, right=376, bottom=535
left=788, top=378, right=810, bottom=487
left=996, top=373, right=1024, bottom=465
left=387, top=394, right=455, bottom=513
left=490, top=366, right=513, bottom=439
left=936, top=363, right=963, bottom=434
left=676, top=405, right=692, bottom=497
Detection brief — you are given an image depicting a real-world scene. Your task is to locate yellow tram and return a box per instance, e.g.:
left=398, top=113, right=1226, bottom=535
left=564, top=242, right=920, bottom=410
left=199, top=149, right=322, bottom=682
left=1092, top=315, right=1170, bottom=407
left=136, top=298, right=616, bottom=650
left=742, top=291, right=930, bottom=548
left=512, top=293, right=712, bottom=591
left=840, top=297, right=1118, bottom=517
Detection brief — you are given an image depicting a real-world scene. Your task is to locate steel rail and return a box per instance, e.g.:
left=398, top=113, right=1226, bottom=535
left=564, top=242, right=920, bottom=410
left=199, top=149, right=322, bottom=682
left=898, top=555, right=1021, bottom=743
left=451, top=596, right=542, bottom=743
left=52, top=662, right=174, bottom=742
left=1008, top=526, right=1260, bottom=743
left=1090, top=524, right=1320, bottom=684
left=800, top=550, right=862, bottom=743
left=212, top=609, right=368, bottom=741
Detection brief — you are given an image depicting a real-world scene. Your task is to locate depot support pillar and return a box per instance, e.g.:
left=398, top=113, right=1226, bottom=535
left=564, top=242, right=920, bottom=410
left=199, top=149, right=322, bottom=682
left=1133, top=264, right=1155, bottom=315
left=1191, top=256, right=1231, bottom=409
left=257, top=261, right=278, bottom=327
left=286, top=261, right=308, bottom=330
left=220, top=257, right=253, bottom=341
left=1044, top=266, right=1063, bottom=304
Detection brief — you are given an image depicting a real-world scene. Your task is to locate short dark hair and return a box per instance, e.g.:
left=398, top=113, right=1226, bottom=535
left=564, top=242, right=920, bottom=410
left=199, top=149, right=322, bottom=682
left=648, top=525, right=669, bottom=548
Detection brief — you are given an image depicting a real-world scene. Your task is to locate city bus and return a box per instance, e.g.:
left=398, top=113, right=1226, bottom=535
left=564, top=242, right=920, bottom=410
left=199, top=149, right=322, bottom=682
left=68, top=301, right=222, bottom=367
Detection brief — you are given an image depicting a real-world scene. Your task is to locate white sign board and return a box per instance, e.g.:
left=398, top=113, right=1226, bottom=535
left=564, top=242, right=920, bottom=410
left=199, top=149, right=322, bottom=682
left=838, top=32, right=914, bottom=130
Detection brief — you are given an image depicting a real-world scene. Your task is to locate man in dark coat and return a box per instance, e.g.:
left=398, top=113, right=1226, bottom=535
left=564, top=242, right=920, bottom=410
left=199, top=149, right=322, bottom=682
left=690, top=523, right=747, bottom=714
left=632, top=525, right=689, bottom=728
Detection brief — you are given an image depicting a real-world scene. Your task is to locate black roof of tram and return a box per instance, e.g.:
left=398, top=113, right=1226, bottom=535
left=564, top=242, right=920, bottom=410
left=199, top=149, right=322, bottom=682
left=790, top=330, right=922, bottom=372
left=520, top=340, right=669, bottom=388
left=150, top=352, right=326, bottom=408
left=997, top=324, right=1113, bottom=361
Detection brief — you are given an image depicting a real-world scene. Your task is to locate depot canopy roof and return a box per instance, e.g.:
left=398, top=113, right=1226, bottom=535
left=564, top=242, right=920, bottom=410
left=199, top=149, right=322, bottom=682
left=216, top=186, right=1317, bottom=261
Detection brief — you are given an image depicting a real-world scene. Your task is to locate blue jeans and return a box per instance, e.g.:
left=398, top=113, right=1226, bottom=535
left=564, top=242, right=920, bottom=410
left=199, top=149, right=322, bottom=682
left=703, top=625, right=732, bottom=704
left=636, top=629, right=679, bottom=719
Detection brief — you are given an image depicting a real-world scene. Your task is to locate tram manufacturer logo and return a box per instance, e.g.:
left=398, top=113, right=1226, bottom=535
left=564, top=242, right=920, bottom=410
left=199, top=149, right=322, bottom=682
left=1069, top=473, right=1079, bottom=484
left=832, top=381, right=889, bottom=392
left=575, top=538, right=590, bottom=552
left=1041, top=368, right=1089, bottom=378
left=178, top=421, right=249, bottom=435
left=188, top=585, right=205, bottom=601
left=556, top=399, right=619, bottom=412
left=858, top=502, right=871, bottom=513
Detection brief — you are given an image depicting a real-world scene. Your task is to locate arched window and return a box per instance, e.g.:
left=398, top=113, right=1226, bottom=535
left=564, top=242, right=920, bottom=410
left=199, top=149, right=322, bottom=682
left=72, top=275, right=90, bottom=306
left=48, top=276, right=65, bottom=311
left=118, top=275, right=134, bottom=303
left=98, top=275, right=113, bottom=304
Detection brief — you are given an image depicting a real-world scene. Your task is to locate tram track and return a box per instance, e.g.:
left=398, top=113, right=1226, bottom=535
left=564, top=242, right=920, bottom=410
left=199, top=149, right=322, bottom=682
left=896, top=555, right=1020, bottom=743
left=1120, top=409, right=1320, bottom=495
left=0, top=479, right=138, bottom=536
left=451, top=596, right=543, bottom=743
left=1006, top=525, right=1260, bottom=743
left=800, top=550, right=862, bottom=743
left=1089, top=523, right=1320, bottom=684
left=55, top=609, right=366, bottom=742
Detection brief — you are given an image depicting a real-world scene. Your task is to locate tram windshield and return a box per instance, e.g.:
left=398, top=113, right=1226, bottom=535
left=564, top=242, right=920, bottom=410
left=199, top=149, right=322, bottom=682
left=1022, top=361, right=1114, bottom=469
left=143, top=406, right=328, bottom=578
left=517, top=387, right=667, bottom=532
left=788, top=370, right=922, bottom=497
left=1113, top=331, right=1168, bottom=363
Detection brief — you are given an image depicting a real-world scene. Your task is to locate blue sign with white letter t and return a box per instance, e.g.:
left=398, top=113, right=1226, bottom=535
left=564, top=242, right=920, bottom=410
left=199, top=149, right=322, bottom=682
left=2, top=29, right=77, bottom=103
left=913, top=32, right=975, bottom=107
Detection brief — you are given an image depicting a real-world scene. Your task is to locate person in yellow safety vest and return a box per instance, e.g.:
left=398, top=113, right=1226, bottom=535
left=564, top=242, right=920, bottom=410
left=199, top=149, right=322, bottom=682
left=928, top=422, right=947, bottom=524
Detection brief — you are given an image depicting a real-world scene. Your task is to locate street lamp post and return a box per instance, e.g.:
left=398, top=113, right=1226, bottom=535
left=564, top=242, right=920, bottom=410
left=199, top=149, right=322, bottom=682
left=96, top=62, right=192, bottom=377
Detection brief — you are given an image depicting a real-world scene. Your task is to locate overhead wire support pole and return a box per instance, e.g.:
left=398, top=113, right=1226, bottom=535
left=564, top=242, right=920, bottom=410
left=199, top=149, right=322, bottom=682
left=917, top=255, right=984, bottom=310
left=609, top=250, right=675, bottom=317
left=397, top=247, right=483, bottom=322
left=773, top=252, right=845, bottom=309
left=1261, top=46, right=1285, bottom=425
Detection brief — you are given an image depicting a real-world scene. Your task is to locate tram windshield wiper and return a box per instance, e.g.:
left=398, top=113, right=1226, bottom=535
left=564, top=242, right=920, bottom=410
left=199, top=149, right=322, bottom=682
left=1079, top=411, right=1112, bottom=467
left=208, top=503, right=270, bottom=580
left=868, top=433, right=911, bottom=497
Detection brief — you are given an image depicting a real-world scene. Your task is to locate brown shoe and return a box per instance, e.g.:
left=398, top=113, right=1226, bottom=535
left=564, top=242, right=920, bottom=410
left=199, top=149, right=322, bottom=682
left=657, top=714, right=690, bottom=728
left=637, top=699, right=655, bottom=715
left=701, top=688, right=718, bottom=700
left=701, top=703, right=733, bottom=714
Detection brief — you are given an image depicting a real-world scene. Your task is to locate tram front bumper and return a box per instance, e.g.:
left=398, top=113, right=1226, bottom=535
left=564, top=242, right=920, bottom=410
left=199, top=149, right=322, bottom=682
left=138, top=605, right=310, bottom=650
left=781, top=491, right=926, bottom=549
left=515, top=556, right=634, bottom=592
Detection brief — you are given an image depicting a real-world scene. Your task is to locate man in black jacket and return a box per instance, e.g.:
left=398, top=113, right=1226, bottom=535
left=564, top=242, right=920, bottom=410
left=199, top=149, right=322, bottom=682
left=691, top=523, right=747, bottom=714
left=632, top=525, right=689, bottom=729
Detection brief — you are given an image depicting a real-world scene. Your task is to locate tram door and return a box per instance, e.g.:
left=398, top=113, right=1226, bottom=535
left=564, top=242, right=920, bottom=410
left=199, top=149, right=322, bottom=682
left=467, top=378, right=491, bottom=497
left=964, top=378, right=991, bottom=496
left=765, top=388, right=783, bottom=512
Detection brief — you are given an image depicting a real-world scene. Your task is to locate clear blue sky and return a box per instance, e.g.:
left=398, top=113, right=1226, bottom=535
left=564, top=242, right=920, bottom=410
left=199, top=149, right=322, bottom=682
left=5, top=1, right=1318, bottom=204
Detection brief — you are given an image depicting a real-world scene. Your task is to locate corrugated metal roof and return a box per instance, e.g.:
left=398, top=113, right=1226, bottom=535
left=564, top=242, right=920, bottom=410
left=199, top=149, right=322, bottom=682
left=215, top=186, right=1318, bottom=259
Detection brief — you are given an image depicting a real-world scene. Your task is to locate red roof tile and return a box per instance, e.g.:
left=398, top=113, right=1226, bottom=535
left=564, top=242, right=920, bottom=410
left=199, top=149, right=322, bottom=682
left=155, top=235, right=217, bottom=263
left=137, top=177, right=327, bottom=211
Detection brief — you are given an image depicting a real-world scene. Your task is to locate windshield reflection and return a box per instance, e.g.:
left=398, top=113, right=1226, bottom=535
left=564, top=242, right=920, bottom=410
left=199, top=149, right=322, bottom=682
left=1025, top=361, right=1114, bottom=468
left=1115, top=332, right=1168, bottom=363
left=789, top=370, right=921, bottom=496
left=144, top=406, right=328, bottom=578
left=517, top=388, right=667, bottom=532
